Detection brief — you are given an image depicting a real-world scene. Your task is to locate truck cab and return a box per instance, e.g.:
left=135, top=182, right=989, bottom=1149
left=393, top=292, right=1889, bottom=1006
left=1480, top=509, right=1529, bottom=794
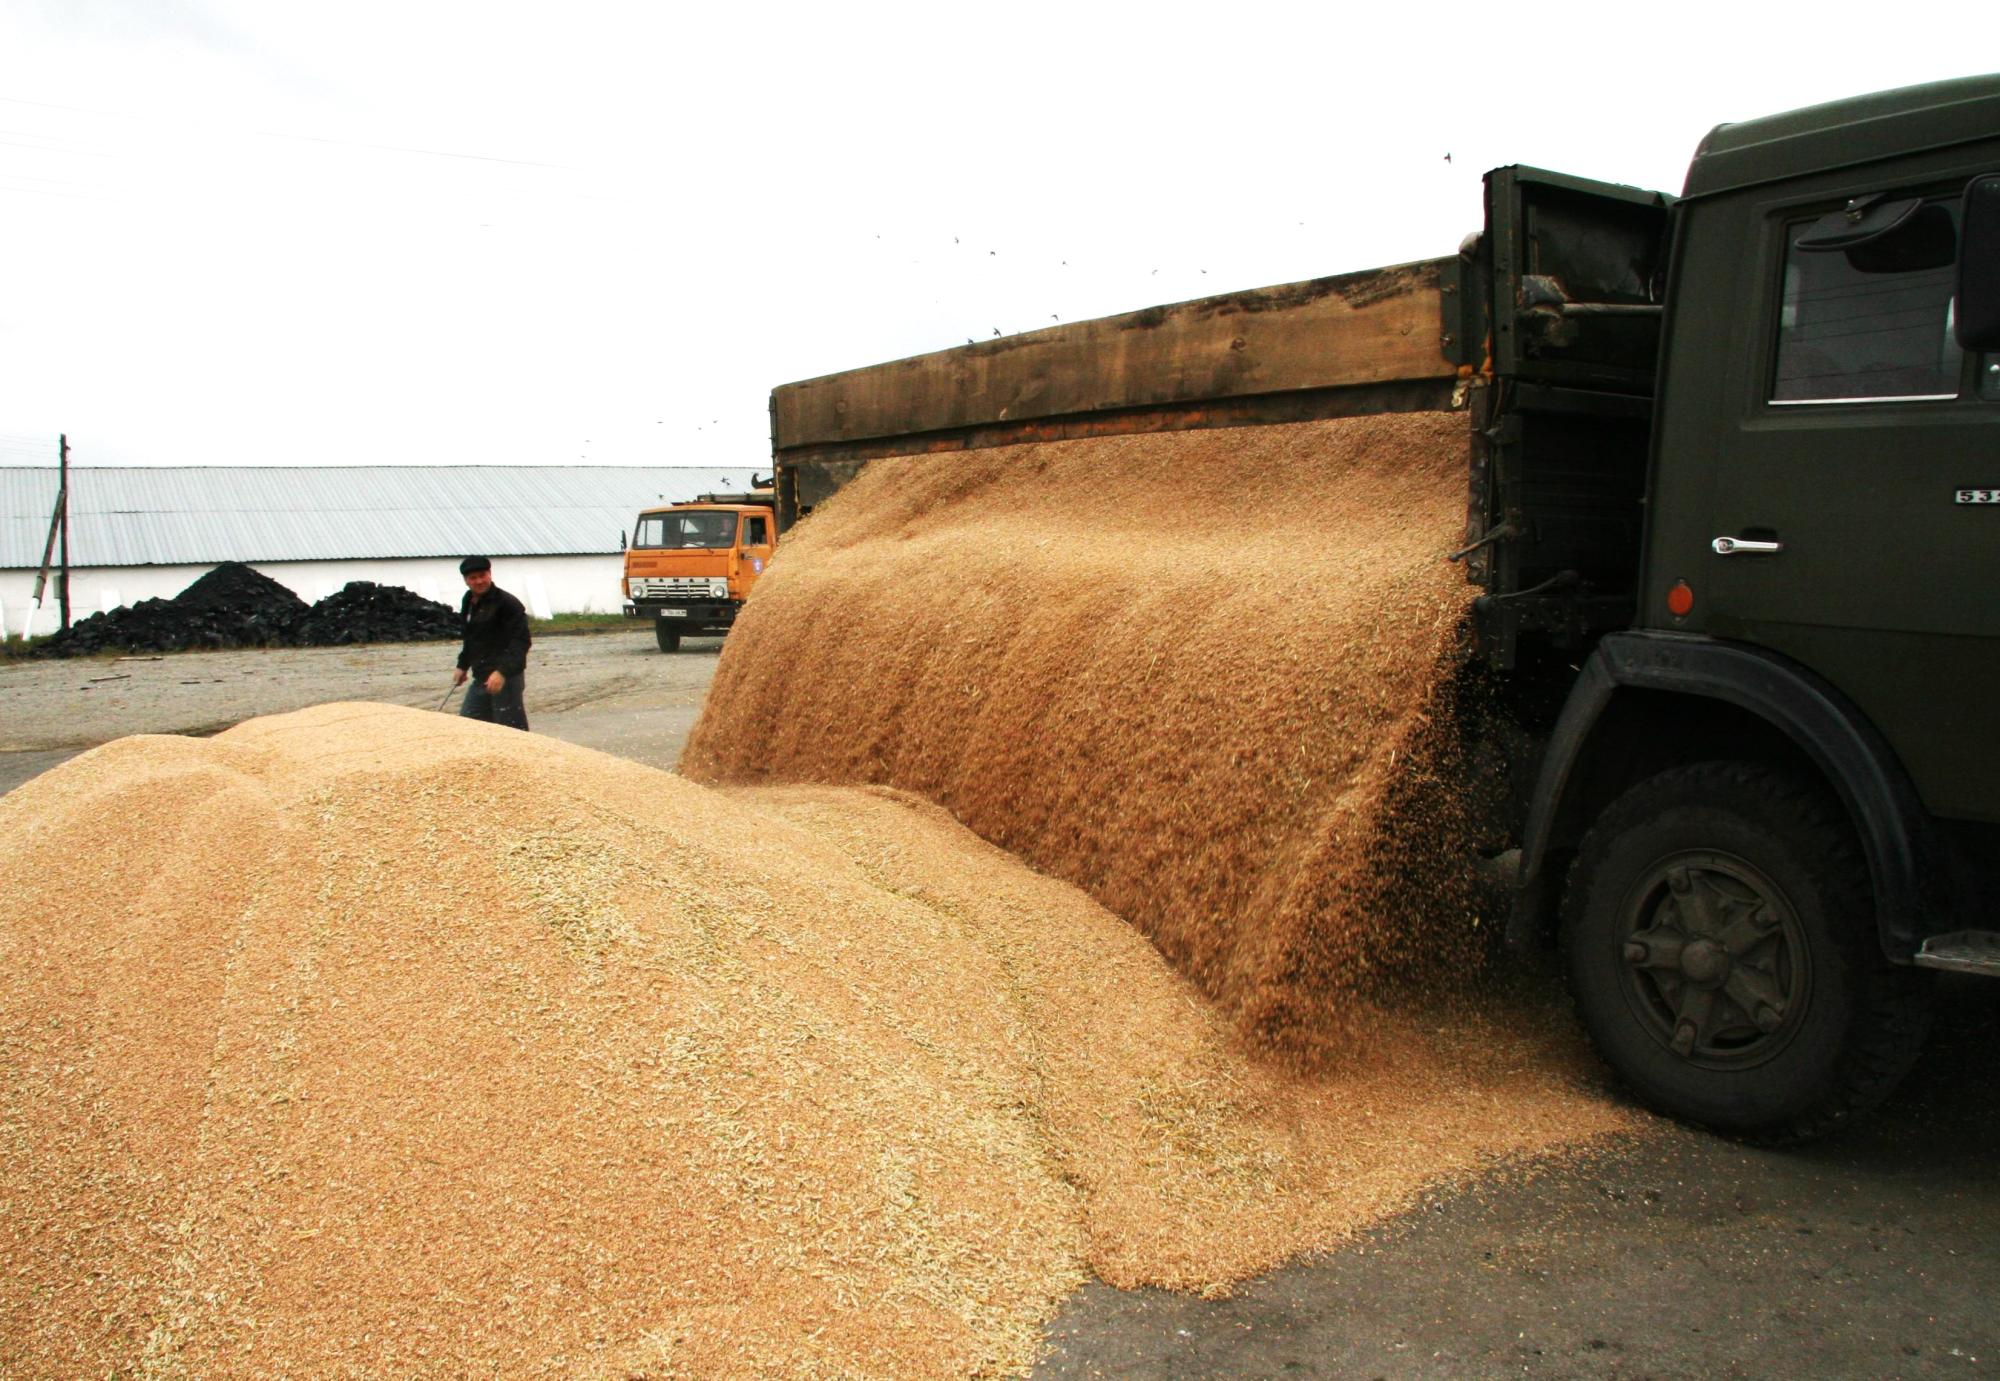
left=1473, top=76, right=2000, bottom=1140
left=622, top=485, right=777, bottom=652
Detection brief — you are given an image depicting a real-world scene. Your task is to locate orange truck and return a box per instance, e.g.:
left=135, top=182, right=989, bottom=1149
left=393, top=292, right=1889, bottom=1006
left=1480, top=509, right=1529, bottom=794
left=620, top=481, right=777, bottom=652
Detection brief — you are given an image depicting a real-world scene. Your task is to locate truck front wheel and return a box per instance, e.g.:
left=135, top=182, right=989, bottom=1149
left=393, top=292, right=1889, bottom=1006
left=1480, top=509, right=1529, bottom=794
left=655, top=621, right=681, bottom=653
left=1562, top=762, right=1929, bottom=1143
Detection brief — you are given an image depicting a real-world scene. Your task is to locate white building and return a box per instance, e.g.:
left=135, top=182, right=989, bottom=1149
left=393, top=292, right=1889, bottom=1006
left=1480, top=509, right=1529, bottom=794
left=0, top=465, right=760, bottom=639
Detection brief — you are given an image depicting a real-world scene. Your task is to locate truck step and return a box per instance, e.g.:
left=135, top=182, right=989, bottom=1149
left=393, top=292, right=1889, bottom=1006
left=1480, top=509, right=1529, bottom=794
left=1913, top=930, right=2000, bottom=976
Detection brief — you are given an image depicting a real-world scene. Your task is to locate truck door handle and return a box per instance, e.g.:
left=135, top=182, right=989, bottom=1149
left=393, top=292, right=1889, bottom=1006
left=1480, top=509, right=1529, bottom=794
left=1711, top=536, right=1784, bottom=556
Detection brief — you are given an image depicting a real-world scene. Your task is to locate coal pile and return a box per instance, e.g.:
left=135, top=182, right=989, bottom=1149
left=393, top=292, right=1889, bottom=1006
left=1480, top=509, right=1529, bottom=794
left=175, top=562, right=309, bottom=620
left=34, top=564, right=462, bottom=658
left=288, top=581, right=460, bottom=646
left=38, top=563, right=307, bottom=657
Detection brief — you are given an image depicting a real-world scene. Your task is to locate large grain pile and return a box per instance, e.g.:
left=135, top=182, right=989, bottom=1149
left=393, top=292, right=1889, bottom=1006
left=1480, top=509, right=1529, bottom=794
left=0, top=704, right=1627, bottom=1378
left=684, top=413, right=1487, bottom=1056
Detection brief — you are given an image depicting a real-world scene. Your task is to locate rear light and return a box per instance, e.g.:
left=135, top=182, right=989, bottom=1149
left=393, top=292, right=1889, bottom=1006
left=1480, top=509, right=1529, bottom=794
left=1667, top=580, right=1694, bottom=617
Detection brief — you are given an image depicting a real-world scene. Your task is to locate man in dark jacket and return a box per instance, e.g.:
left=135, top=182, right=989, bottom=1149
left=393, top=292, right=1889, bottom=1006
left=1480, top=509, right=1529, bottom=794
left=452, top=556, right=532, bottom=730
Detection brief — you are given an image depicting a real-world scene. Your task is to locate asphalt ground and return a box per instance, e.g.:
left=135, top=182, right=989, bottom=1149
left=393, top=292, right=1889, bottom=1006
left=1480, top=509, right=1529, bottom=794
left=0, top=626, right=722, bottom=795
left=4, top=627, right=1994, bottom=1378
left=1036, top=972, right=2000, bottom=1379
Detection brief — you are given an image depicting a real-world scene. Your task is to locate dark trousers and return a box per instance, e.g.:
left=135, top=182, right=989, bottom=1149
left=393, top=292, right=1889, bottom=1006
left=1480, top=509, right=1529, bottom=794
left=460, top=672, right=529, bottom=731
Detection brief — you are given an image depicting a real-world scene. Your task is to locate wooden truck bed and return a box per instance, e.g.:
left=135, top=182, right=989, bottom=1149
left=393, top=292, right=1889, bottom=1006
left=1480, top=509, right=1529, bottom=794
left=768, top=258, right=1464, bottom=527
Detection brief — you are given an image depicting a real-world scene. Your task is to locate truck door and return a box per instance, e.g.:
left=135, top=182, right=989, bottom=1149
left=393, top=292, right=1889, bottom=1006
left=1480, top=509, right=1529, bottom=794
left=1467, top=168, right=1671, bottom=666
left=739, top=513, right=774, bottom=596
left=1671, top=176, right=2000, bottom=824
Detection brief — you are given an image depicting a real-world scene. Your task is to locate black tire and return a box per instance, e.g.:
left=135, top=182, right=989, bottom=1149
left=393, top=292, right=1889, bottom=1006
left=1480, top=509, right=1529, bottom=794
left=654, top=621, right=681, bottom=653
left=1562, top=762, right=1930, bottom=1143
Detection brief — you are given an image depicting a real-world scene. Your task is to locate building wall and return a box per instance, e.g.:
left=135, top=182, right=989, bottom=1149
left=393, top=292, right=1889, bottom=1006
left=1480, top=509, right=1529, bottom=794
left=0, top=553, right=629, bottom=641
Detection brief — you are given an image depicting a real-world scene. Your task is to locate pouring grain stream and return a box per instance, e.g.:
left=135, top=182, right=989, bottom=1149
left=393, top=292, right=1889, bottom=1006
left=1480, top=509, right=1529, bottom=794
left=684, top=411, right=1495, bottom=1059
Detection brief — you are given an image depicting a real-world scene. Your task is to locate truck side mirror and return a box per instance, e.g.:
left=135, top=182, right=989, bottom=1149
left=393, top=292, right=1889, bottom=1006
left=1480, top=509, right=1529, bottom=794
left=1957, top=174, right=2000, bottom=349
left=619, top=530, right=628, bottom=551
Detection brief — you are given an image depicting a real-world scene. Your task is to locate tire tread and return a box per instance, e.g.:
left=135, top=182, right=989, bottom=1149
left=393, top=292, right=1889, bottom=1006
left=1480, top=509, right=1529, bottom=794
left=1562, top=761, right=1931, bottom=1145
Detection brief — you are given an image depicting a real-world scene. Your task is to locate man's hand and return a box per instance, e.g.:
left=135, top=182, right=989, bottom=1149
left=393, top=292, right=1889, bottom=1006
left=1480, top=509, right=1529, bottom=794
left=452, top=667, right=468, bottom=687
left=485, top=670, right=505, bottom=694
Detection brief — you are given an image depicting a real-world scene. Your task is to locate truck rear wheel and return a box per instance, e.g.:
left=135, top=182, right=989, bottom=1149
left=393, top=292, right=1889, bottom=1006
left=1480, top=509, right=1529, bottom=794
left=1561, top=762, right=1930, bottom=1143
left=655, top=622, right=681, bottom=653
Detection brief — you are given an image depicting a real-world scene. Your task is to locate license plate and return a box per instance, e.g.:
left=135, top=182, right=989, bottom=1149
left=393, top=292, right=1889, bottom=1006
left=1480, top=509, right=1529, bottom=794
left=661, top=608, right=688, bottom=618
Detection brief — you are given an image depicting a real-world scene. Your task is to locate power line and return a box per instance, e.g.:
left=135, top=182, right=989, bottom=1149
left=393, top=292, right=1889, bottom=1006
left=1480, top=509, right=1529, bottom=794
left=0, top=179, right=107, bottom=203
left=0, top=94, right=570, bottom=172
left=0, top=131, right=127, bottom=158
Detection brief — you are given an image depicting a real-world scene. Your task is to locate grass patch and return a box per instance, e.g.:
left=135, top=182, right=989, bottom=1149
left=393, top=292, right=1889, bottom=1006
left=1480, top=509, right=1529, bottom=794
left=531, top=613, right=642, bottom=636
left=0, top=634, right=57, bottom=662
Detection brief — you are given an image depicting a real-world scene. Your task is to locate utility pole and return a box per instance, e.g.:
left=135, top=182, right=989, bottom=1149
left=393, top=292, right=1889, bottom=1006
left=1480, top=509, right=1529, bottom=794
left=31, top=434, right=71, bottom=632
left=58, top=434, right=71, bottom=631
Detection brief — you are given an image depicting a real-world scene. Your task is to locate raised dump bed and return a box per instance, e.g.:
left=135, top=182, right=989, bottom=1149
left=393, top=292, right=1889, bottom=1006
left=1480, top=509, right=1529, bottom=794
left=770, top=257, right=1464, bottom=527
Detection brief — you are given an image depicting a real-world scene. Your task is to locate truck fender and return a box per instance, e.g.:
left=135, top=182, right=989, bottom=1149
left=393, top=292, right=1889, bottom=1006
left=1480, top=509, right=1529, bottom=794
left=1513, top=631, right=1939, bottom=959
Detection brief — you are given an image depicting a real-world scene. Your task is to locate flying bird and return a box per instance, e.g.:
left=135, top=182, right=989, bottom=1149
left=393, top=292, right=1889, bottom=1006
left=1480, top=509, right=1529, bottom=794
left=992, top=327, right=1001, bottom=336
left=1443, top=152, right=1452, bottom=163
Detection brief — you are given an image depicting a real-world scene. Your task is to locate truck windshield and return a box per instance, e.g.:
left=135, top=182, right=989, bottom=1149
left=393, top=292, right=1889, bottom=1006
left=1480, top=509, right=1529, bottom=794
left=634, top=512, right=738, bottom=549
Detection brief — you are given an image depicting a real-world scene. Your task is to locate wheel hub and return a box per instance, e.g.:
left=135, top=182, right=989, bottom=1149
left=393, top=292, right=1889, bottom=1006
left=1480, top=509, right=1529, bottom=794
left=1681, top=938, right=1728, bottom=985
left=1617, top=852, right=1808, bottom=1068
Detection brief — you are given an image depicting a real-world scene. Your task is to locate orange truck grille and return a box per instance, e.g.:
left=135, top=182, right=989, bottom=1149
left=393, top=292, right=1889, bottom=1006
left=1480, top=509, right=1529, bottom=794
left=630, top=577, right=729, bottom=599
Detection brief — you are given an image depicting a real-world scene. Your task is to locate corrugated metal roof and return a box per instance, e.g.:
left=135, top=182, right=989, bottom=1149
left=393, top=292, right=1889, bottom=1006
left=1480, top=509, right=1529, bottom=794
left=0, top=466, right=763, bottom=569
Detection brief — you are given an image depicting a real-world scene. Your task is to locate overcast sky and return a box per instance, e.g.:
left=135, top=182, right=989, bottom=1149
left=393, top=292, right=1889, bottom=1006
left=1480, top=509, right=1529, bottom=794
left=0, top=3, right=1986, bottom=471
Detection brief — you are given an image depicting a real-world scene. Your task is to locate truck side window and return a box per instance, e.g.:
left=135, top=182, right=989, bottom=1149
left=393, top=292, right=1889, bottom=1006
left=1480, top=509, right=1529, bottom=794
left=1771, top=194, right=1963, bottom=404
left=744, top=516, right=769, bottom=546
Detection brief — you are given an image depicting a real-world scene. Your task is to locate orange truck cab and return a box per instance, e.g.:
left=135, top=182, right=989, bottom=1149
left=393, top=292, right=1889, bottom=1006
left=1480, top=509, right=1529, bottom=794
left=620, top=484, right=777, bottom=652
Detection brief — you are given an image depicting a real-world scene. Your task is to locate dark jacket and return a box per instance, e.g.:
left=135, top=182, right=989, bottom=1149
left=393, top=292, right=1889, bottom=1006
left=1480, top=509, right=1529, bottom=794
left=458, top=586, right=532, bottom=679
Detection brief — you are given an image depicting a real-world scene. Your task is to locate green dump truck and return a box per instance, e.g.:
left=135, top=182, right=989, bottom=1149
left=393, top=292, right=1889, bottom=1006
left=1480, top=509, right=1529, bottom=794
left=765, top=76, right=2000, bottom=1141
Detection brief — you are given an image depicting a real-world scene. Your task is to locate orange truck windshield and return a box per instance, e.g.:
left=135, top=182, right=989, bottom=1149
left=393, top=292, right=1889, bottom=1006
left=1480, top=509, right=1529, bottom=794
left=635, top=511, right=736, bottom=550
